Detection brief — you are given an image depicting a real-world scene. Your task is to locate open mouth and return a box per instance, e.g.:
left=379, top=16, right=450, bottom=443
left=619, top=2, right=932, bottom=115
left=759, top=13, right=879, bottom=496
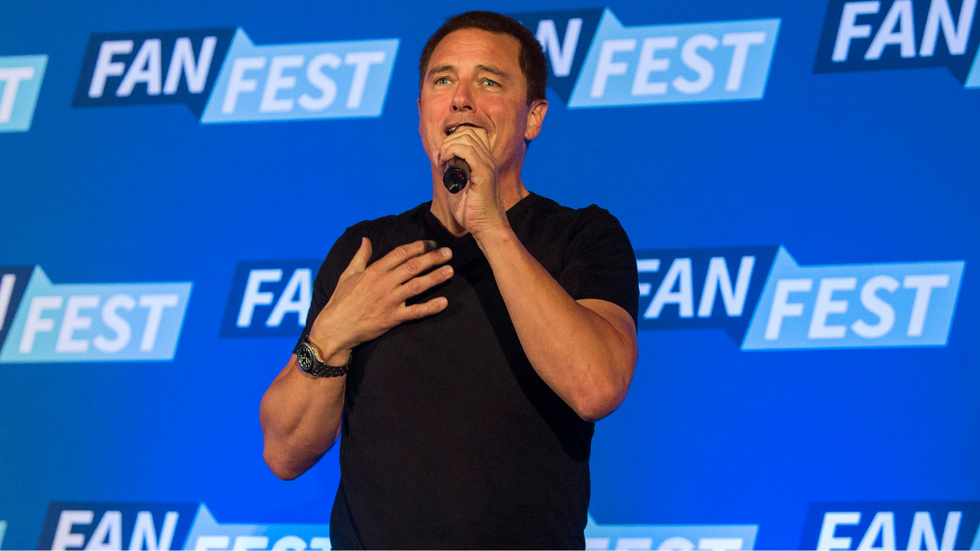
left=446, top=122, right=479, bottom=135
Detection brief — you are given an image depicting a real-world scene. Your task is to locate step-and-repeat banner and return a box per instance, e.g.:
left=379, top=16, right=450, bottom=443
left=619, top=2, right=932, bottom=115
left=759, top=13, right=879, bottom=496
left=2, top=0, right=978, bottom=549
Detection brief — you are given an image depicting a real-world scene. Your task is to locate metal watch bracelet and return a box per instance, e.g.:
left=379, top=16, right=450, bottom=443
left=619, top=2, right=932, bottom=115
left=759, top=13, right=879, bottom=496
left=297, top=336, right=350, bottom=378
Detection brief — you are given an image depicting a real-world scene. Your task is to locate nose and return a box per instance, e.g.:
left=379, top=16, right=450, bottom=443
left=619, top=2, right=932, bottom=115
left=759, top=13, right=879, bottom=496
left=451, top=82, right=474, bottom=112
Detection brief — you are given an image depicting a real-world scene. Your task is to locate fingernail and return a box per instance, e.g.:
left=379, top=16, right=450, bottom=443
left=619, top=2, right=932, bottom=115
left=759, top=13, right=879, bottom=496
left=441, top=247, right=452, bottom=257
left=442, top=266, right=453, bottom=276
left=426, top=240, right=437, bottom=248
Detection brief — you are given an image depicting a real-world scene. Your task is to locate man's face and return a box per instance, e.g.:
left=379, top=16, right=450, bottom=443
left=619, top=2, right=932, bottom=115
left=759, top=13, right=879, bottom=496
left=418, top=28, right=546, bottom=177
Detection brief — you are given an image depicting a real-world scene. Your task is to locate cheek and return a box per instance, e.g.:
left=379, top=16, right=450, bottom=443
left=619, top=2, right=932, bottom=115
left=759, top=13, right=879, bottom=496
left=419, top=121, right=445, bottom=159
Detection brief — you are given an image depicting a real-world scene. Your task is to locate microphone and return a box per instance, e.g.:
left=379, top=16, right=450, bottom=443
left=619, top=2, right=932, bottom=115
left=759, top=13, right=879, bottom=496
left=443, top=157, right=470, bottom=194
left=442, top=123, right=476, bottom=194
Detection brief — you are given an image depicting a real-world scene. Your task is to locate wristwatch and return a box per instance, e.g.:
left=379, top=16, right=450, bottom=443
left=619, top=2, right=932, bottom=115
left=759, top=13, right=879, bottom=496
left=296, top=336, right=350, bottom=377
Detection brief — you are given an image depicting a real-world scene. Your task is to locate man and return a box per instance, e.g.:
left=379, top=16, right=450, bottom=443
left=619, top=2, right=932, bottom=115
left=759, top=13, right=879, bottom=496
left=260, top=11, right=639, bottom=549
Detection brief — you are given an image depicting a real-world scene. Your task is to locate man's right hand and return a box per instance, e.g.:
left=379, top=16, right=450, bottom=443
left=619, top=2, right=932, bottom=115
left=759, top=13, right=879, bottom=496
left=307, top=237, right=454, bottom=364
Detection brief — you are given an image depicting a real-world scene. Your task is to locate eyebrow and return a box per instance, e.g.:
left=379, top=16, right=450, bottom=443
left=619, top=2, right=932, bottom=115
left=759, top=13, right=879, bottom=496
left=426, top=64, right=456, bottom=78
left=476, top=64, right=507, bottom=78
left=426, top=64, right=510, bottom=80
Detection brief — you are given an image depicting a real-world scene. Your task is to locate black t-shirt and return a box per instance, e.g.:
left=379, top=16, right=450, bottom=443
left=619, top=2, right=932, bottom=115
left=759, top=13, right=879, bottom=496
left=297, top=193, right=638, bottom=549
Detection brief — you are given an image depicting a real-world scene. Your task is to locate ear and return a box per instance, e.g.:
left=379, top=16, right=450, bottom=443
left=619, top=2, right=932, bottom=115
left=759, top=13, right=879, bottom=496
left=524, top=99, right=548, bottom=141
left=417, top=97, right=421, bottom=116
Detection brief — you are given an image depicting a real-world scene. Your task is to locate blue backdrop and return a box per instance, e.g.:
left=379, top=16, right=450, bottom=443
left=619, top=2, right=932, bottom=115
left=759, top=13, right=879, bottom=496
left=2, top=0, right=978, bottom=549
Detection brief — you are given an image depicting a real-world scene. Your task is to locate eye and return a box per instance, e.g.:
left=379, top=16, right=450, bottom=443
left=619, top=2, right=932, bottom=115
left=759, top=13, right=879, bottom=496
left=434, top=76, right=451, bottom=85
left=481, top=78, right=499, bottom=87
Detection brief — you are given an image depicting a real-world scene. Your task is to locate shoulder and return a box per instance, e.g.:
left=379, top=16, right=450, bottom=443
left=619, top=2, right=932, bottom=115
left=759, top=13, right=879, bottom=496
left=314, top=202, right=430, bottom=283
left=347, top=202, right=430, bottom=240
left=343, top=202, right=431, bottom=257
left=521, top=192, right=621, bottom=223
left=514, top=193, right=629, bottom=249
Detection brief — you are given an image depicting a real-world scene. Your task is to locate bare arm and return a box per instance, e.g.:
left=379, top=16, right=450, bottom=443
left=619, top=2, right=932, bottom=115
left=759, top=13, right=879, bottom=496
left=260, top=353, right=345, bottom=480
left=260, top=238, right=454, bottom=479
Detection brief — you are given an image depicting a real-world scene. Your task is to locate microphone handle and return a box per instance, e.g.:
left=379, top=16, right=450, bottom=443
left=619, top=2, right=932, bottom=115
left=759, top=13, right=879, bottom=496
left=443, top=157, right=470, bottom=194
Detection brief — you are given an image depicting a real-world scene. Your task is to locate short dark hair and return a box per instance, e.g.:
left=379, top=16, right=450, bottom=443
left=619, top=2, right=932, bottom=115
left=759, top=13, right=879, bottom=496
left=418, top=11, right=548, bottom=104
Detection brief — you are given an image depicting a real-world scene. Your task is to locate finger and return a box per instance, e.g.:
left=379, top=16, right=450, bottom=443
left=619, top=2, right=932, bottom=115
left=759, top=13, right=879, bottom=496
left=441, top=128, right=489, bottom=158
left=374, top=239, right=437, bottom=272
left=445, top=124, right=490, bottom=149
left=441, top=144, right=494, bottom=179
left=442, top=130, right=494, bottom=165
left=396, top=263, right=454, bottom=302
left=467, top=126, right=491, bottom=151
left=342, top=237, right=373, bottom=277
left=392, top=246, right=453, bottom=286
left=441, top=131, right=489, bottom=159
left=396, top=296, right=449, bottom=322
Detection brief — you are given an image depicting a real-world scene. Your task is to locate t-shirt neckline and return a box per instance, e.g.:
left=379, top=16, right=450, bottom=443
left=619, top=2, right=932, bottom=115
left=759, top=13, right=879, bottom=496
left=423, top=192, right=539, bottom=243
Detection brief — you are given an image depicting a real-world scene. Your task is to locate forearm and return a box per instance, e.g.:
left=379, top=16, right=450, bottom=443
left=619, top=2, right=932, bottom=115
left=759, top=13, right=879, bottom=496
left=475, top=226, right=638, bottom=421
left=259, top=354, right=345, bottom=480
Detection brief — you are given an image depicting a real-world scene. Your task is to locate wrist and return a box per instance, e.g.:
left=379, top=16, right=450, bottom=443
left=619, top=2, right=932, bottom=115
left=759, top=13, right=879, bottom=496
left=472, top=223, right=517, bottom=253
left=298, top=335, right=351, bottom=377
left=307, top=332, right=352, bottom=367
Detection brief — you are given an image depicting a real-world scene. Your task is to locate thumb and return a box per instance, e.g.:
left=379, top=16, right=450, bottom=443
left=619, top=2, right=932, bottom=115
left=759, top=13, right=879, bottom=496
left=344, top=237, right=372, bottom=275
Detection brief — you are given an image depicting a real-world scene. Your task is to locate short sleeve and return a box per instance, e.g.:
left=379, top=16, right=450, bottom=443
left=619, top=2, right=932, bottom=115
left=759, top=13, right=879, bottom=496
left=558, top=206, right=639, bottom=327
left=293, top=226, right=365, bottom=354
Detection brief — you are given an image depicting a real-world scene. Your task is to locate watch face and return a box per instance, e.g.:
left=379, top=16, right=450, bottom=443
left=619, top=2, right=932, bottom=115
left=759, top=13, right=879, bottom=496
left=297, top=343, right=314, bottom=371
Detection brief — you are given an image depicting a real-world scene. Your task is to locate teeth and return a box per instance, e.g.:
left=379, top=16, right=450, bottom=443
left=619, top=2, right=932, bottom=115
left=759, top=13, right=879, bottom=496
left=447, top=123, right=476, bottom=135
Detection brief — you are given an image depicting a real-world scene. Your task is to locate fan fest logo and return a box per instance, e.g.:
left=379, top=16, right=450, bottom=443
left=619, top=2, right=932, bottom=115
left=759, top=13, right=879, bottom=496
left=73, top=27, right=398, bottom=122
left=0, top=266, right=191, bottom=363
left=635, top=246, right=964, bottom=350
left=509, top=8, right=780, bottom=107
left=38, top=503, right=328, bottom=551
left=814, top=0, right=980, bottom=87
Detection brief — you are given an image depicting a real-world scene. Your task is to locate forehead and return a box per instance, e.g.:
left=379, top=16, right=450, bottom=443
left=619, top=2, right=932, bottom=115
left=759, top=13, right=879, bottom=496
left=426, top=28, right=522, bottom=74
